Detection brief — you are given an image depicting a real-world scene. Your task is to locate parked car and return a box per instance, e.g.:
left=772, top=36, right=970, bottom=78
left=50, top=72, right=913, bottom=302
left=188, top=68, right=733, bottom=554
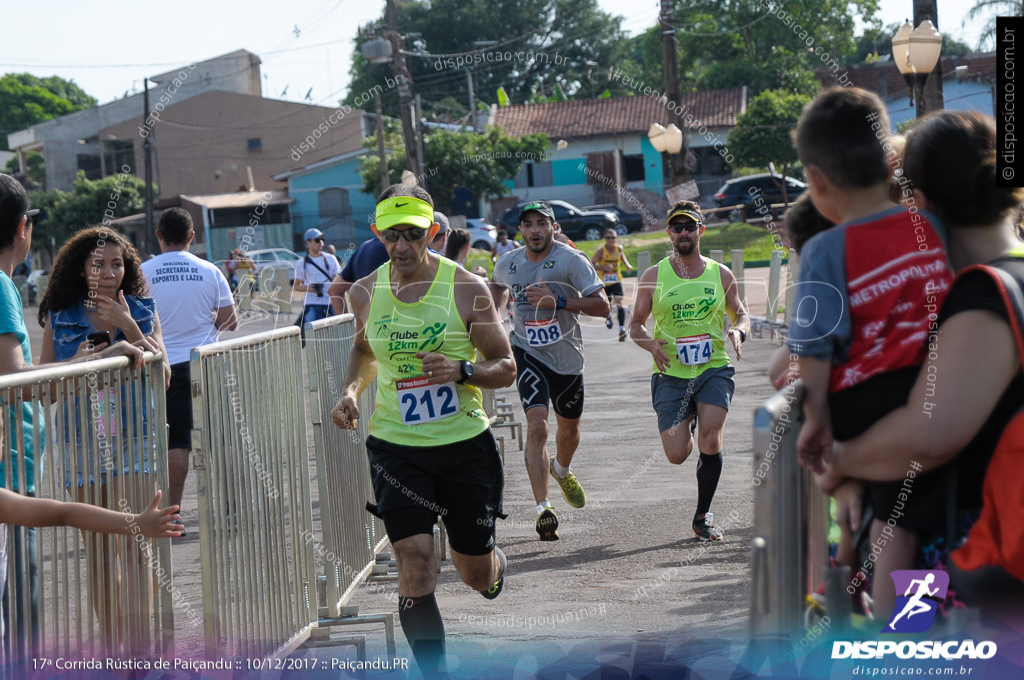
left=583, top=204, right=643, bottom=234
left=712, top=174, right=807, bottom=222
left=247, top=248, right=303, bottom=285
left=464, top=218, right=498, bottom=250
left=499, top=200, right=619, bottom=242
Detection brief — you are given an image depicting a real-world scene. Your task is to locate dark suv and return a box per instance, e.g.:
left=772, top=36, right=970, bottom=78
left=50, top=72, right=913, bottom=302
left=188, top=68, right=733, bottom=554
left=712, top=174, right=807, bottom=222
left=499, top=200, right=619, bottom=241
left=583, top=204, right=643, bottom=234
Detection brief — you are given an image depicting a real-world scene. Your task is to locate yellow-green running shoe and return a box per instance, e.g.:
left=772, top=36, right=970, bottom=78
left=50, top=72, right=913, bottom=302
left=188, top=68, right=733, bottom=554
left=549, top=459, right=586, bottom=508
left=480, top=547, right=507, bottom=599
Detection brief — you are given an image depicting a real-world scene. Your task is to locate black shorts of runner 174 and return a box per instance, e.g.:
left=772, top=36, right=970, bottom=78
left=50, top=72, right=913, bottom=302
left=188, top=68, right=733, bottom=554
left=365, top=428, right=505, bottom=556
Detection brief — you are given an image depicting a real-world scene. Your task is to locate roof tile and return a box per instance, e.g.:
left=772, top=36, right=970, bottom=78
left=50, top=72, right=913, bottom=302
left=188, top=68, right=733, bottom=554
left=492, top=88, right=746, bottom=138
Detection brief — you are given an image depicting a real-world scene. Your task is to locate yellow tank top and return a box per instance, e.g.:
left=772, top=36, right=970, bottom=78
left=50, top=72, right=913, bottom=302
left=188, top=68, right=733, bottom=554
left=651, top=256, right=730, bottom=379
left=596, top=244, right=623, bottom=284
left=367, top=258, right=488, bottom=446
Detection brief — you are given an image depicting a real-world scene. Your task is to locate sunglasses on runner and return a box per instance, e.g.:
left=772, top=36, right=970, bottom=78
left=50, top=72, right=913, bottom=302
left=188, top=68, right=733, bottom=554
left=379, top=226, right=428, bottom=243
left=668, top=221, right=702, bottom=233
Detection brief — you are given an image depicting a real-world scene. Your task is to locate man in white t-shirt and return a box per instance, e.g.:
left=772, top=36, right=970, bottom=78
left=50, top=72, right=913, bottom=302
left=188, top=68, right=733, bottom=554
left=142, top=207, right=237, bottom=509
left=294, top=228, right=341, bottom=343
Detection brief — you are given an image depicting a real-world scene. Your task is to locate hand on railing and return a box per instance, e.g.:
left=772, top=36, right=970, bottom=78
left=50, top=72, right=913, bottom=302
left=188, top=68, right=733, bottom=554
left=797, top=413, right=833, bottom=475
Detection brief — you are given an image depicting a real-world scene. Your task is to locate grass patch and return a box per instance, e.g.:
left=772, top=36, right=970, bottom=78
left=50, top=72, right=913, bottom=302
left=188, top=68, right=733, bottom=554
left=578, top=223, right=787, bottom=270
left=467, top=222, right=787, bottom=277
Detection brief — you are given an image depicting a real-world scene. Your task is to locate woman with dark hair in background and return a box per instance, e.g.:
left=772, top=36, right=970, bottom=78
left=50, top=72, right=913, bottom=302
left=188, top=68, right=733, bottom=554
left=444, top=228, right=471, bottom=267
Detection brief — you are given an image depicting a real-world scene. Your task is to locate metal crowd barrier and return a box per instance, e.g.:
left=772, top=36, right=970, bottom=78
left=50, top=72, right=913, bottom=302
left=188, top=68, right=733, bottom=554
left=0, top=352, right=173, bottom=662
left=302, top=314, right=386, bottom=617
left=750, top=380, right=829, bottom=636
left=190, top=327, right=316, bottom=657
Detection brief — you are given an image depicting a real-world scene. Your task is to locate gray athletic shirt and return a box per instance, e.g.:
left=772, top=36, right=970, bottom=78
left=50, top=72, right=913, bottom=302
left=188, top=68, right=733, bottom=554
left=492, top=240, right=604, bottom=374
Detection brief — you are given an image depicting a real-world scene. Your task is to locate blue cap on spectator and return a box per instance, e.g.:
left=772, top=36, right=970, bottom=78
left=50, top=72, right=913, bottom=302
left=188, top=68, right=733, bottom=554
left=304, top=228, right=324, bottom=241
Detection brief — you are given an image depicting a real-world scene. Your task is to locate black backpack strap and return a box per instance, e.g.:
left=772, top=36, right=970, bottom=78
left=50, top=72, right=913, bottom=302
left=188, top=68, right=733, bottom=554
left=966, top=260, right=1024, bottom=372
left=304, top=255, right=333, bottom=280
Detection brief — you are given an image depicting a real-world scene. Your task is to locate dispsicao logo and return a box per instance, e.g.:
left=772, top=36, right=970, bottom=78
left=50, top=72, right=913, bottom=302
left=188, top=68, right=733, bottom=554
left=831, top=570, right=997, bottom=661
left=885, top=570, right=948, bottom=634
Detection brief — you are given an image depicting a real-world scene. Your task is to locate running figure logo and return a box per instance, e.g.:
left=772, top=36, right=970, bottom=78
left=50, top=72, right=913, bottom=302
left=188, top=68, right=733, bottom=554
left=884, top=570, right=949, bottom=633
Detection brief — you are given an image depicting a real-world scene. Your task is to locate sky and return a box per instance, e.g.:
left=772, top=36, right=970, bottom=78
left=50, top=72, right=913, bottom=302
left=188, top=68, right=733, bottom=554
left=0, top=0, right=992, bottom=111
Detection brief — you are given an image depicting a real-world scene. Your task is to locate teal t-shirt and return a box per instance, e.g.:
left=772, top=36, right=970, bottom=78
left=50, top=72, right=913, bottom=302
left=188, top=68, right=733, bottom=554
left=0, top=273, right=37, bottom=494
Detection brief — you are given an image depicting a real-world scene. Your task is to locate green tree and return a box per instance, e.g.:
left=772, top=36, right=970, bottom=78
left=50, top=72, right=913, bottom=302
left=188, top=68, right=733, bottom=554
left=0, top=74, right=96, bottom=150
left=854, top=24, right=972, bottom=63
left=30, top=171, right=147, bottom=258
left=726, top=89, right=810, bottom=203
left=358, top=125, right=548, bottom=210
left=966, top=0, right=1024, bottom=50
left=619, top=0, right=878, bottom=98
left=4, top=151, right=45, bottom=187
left=344, top=0, right=630, bottom=120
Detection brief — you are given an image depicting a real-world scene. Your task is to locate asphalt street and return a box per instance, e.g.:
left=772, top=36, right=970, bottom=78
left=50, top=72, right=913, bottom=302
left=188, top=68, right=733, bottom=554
left=17, top=269, right=783, bottom=675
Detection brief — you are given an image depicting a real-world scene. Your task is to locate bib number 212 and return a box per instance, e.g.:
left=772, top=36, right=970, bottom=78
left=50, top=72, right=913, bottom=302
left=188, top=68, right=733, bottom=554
left=397, top=377, right=459, bottom=425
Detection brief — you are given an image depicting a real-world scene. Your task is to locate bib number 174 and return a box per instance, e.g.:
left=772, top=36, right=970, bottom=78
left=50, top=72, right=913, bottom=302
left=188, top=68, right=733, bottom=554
left=397, top=377, right=460, bottom=425
left=676, top=334, right=713, bottom=366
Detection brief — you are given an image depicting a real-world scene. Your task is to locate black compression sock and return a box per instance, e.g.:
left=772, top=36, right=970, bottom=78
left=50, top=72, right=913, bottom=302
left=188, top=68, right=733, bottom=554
left=695, top=451, right=723, bottom=518
left=617, top=306, right=626, bottom=327
left=398, top=593, right=445, bottom=674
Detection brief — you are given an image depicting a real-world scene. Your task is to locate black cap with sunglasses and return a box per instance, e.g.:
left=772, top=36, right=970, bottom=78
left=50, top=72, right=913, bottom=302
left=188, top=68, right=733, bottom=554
left=666, top=205, right=704, bottom=233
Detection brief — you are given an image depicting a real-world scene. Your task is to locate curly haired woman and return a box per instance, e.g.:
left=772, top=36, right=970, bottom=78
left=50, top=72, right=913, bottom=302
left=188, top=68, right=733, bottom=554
left=37, top=226, right=169, bottom=653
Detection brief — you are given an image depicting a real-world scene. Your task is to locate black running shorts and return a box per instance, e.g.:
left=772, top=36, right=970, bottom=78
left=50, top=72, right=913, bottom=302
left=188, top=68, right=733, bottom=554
left=512, top=345, right=585, bottom=419
left=366, top=429, right=504, bottom=556
left=604, top=282, right=624, bottom=297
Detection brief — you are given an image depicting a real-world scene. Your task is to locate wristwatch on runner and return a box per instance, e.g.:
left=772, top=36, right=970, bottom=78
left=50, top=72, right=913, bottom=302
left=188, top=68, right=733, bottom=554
left=733, top=328, right=746, bottom=343
left=457, top=360, right=474, bottom=384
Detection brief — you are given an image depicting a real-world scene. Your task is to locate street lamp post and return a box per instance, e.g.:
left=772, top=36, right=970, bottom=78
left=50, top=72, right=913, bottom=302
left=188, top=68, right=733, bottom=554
left=892, top=19, right=943, bottom=118
left=360, top=2, right=425, bottom=187
left=648, top=122, right=684, bottom=193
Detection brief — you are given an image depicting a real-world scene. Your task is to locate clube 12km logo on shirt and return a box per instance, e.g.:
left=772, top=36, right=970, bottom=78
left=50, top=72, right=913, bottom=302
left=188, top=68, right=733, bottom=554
left=831, top=570, right=997, bottom=661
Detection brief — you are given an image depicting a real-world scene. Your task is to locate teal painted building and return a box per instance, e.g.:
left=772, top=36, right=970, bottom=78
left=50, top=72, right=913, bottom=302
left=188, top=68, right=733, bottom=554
left=273, top=148, right=379, bottom=249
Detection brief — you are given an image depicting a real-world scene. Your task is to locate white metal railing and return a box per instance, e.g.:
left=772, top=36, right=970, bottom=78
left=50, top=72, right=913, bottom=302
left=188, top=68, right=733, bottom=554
left=0, top=353, right=173, bottom=662
left=190, top=327, right=316, bottom=657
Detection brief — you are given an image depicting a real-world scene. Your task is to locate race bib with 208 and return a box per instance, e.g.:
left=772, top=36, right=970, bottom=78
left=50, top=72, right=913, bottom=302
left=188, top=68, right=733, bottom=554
left=524, top=317, right=563, bottom=347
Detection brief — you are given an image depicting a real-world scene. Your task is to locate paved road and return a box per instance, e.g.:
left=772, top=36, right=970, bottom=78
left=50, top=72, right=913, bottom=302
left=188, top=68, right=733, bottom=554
left=17, top=274, right=783, bottom=675
left=290, top=277, right=783, bottom=675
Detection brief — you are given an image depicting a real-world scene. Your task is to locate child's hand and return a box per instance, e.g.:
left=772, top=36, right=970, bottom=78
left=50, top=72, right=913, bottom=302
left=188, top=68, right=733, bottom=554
left=813, top=459, right=845, bottom=496
left=135, top=490, right=184, bottom=538
left=797, top=414, right=833, bottom=474
left=832, top=478, right=865, bottom=535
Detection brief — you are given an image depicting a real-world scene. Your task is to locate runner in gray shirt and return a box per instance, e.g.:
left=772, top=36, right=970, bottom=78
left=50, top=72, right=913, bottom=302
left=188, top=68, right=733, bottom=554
left=492, top=201, right=608, bottom=541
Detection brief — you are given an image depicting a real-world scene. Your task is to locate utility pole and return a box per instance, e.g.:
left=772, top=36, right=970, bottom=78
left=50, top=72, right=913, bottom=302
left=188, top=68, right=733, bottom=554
left=375, top=95, right=389, bottom=193
left=914, top=0, right=945, bottom=114
left=466, top=68, right=478, bottom=131
left=414, top=94, right=428, bottom=189
left=659, top=1, right=689, bottom=187
left=143, top=78, right=154, bottom=251
left=386, top=0, right=422, bottom=185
